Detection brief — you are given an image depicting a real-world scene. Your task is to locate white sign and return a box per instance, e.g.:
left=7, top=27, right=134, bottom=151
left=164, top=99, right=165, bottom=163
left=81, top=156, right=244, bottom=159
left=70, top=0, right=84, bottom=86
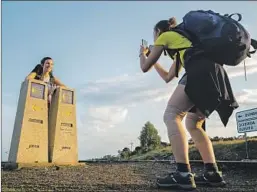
left=236, top=108, right=257, bottom=133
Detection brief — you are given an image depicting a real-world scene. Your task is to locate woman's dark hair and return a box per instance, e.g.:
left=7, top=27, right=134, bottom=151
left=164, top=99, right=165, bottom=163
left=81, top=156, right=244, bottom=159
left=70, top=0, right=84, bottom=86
left=154, top=17, right=177, bottom=34
left=40, top=57, right=53, bottom=66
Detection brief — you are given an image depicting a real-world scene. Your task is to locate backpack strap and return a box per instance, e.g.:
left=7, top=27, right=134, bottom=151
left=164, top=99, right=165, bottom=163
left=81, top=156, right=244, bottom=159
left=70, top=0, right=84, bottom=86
left=224, top=13, right=242, bottom=21
left=243, top=39, right=257, bottom=81
left=244, top=39, right=257, bottom=81
left=171, top=24, right=196, bottom=44
left=165, top=47, right=192, bottom=77
left=248, top=38, right=257, bottom=55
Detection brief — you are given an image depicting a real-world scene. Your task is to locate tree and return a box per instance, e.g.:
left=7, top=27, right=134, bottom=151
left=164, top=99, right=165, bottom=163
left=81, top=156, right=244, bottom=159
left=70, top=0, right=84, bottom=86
left=134, top=146, right=142, bottom=153
left=139, top=121, right=161, bottom=151
left=102, top=155, right=119, bottom=161
left=130, top=146, right=142, bottom=156
left=119, top=147, right=131, bottom=159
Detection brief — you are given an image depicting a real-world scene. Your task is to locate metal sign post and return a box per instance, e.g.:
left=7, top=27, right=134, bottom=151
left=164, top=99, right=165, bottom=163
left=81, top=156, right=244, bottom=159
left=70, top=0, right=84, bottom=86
left=244, top=132, right=249, bottom=159
left=236, top=108, right=257, bottom=159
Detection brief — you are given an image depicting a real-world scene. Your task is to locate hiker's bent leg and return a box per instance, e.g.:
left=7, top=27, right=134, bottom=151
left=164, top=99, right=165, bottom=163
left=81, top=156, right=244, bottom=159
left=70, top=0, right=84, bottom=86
left=186, top=111, right=225, bottom=186
left=163, top=84, right=194, bottom=166
left=185, top=110, right=216, bottom=163
left=157, top=84, right=196, bottom=190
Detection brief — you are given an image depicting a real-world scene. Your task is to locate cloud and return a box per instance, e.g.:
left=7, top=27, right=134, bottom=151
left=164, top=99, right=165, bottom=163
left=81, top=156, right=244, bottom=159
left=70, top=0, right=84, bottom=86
left=225, top=56, right=257, bottom=78
left=76, top=104, right=140, bottom=159
left=82, top=106, right=128, bottom=132
left=235, top=89, right=257, bottom=106
left=79, top=71, right=177, bottom=108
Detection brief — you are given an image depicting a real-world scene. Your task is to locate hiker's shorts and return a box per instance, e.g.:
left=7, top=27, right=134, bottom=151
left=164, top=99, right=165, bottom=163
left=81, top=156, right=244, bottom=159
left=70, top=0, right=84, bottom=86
left=178, top=73, right=187, bottom=85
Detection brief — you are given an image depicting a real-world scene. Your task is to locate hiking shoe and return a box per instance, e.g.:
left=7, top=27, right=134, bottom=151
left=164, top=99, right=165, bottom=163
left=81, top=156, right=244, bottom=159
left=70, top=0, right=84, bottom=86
left=194, top=171, right=226, bottom=187
left=156, top=171, right=196, bottom=190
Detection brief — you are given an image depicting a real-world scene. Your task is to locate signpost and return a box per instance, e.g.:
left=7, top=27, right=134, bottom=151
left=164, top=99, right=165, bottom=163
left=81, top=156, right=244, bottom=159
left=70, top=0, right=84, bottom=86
left=236, top=108, right=257, bottom=159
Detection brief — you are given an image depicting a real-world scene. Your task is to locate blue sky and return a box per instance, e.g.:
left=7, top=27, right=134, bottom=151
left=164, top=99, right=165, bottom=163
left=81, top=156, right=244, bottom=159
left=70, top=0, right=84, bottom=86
left=2, top=1, right=257, bottom=160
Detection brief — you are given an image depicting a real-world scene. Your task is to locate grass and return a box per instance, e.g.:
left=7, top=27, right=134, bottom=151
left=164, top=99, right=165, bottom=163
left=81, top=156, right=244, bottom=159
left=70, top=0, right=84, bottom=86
left=129, top=138, right=257, bottom=161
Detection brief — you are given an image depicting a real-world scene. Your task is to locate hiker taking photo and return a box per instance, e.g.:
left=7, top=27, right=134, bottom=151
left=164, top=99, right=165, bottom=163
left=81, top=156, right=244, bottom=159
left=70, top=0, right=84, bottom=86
left=139, top=10, right=257, bottom=191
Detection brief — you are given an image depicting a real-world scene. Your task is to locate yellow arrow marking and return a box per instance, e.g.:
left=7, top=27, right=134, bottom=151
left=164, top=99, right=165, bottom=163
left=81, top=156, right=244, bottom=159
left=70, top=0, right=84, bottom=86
left=32, top=104, right=40, bottom=111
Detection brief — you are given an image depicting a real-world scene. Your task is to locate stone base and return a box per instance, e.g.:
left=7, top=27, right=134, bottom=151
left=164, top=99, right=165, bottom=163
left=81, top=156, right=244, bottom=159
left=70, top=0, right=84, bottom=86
left=2, top=162, right=85, bottom=171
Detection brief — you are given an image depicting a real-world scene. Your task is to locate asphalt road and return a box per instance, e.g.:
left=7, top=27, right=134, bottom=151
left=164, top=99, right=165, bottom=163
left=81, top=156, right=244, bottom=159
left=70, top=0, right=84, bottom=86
left=2, top=162, right=257, bottom=192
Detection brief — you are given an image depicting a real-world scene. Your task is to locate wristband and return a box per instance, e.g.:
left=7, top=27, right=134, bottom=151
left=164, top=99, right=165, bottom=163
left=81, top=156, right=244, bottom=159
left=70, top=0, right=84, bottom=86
left=146, top=50, right=151, bottom=57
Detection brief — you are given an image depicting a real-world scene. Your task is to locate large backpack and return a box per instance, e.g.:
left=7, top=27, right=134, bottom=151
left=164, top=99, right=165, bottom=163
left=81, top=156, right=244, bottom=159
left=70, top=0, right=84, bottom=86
left=166, top=10, right=257, bottom=77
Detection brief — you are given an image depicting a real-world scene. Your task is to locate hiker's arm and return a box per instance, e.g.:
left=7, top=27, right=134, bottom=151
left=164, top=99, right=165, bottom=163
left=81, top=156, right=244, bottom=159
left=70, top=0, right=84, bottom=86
left=154, top=63, right=170, bottom=83
left=154, top=59, right=179, bottom=83
left=166, top=59, right=182, bottom=83
left=140, top=45, right=163, bottom=73
left=54, top=77, right=66, bottom=87
left=26, top=72, right=37, bottom=80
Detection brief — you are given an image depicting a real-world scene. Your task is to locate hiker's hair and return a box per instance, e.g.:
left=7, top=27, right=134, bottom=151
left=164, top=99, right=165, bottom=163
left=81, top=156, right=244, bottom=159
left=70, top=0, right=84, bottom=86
left=154, top=17, right=177, bottom=34
left=40, top=57, right=53, bottom=66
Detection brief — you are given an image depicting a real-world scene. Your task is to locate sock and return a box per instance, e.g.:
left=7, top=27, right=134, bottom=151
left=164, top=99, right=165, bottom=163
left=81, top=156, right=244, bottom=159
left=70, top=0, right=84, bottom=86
left=177, top=163, right=191, bottom=173
left=204, top=163, right=219, bottom=172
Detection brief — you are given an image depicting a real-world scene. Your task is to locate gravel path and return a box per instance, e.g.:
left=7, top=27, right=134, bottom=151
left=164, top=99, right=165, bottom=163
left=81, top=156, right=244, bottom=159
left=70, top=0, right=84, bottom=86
left=2, top=162, right=257, bottom=192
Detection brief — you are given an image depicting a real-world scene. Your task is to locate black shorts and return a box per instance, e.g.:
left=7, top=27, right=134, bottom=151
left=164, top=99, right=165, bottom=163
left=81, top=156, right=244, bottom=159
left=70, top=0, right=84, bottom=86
left=178, top=73, right=187, bottom=85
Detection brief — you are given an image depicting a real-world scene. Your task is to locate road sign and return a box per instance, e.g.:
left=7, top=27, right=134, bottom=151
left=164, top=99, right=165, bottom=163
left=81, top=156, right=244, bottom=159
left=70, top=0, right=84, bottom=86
left=236, top=108, right=257, bottom=133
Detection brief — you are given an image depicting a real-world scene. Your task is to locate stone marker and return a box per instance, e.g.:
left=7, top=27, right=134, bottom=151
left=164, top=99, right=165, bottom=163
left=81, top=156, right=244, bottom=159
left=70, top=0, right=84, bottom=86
left=48, top=86, right=79, bottom=164
left=8, top=79, right=48, bottom=163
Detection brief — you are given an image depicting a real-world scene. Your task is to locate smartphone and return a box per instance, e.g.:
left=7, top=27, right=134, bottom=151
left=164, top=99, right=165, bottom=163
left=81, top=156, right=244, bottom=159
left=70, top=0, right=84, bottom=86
left=142, top=39, right=148, bottom=49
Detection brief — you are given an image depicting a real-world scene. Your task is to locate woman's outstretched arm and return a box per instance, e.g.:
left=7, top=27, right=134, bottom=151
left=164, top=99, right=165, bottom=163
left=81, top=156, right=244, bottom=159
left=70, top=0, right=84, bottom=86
left=26, top=72, right=37, bottom=80
left=154, top=59, right=182, bottom=83
left=54, top=77, right=66, bottom=87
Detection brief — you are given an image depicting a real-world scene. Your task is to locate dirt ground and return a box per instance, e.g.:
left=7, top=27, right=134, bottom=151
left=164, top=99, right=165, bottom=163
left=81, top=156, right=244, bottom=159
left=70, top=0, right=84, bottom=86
left=2, top=162, right=257, bottom=192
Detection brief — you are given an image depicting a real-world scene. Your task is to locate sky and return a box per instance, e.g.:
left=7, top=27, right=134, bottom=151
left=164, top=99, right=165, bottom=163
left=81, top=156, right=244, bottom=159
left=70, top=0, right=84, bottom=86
left=2, top=1, right=257, bottom=161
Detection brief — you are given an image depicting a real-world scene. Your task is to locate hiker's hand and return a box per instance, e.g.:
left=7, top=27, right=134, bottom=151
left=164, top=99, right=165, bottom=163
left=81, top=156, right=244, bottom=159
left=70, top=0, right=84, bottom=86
left=149, top=45, right=154, bottom=52
left=139, top=45, right=148, bottom=57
